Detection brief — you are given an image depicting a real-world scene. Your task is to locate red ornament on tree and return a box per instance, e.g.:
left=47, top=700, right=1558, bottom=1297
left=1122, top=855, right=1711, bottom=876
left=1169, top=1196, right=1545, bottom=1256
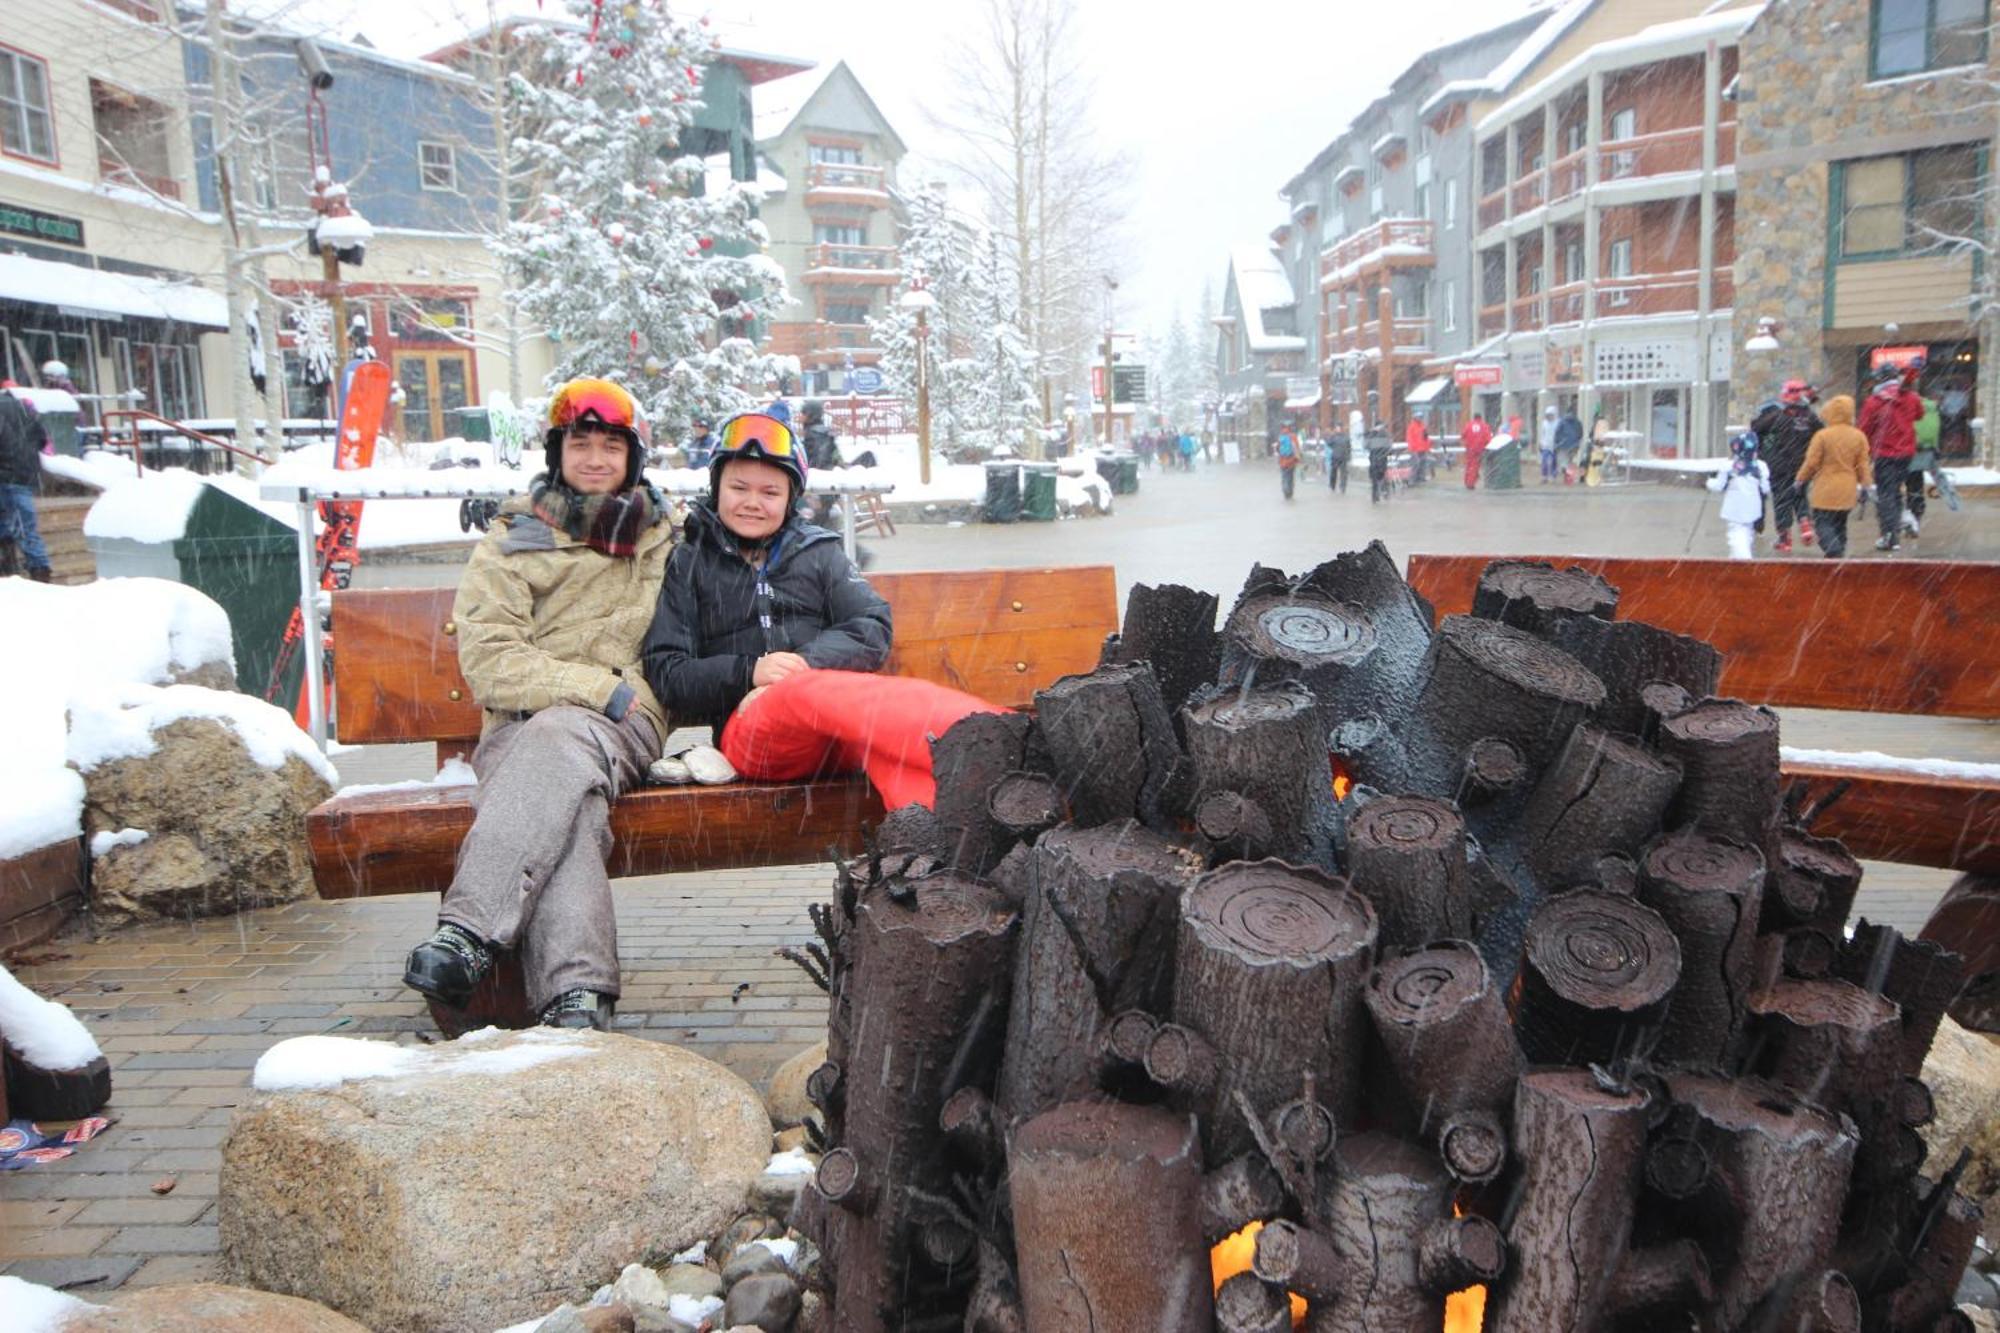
left=637, top=111, right=652, bottom=127
left=698, top=236, right=713, bottom=251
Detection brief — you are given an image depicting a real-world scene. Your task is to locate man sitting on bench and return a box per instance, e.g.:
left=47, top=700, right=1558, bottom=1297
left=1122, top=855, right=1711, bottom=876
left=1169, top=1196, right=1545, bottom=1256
left=402, top=378, right=674, bottom=1032
left=643, top=411, right=1002, bottom=811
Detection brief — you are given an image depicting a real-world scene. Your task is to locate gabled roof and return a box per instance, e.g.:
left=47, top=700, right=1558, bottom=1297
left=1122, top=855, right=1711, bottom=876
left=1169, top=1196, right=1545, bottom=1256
left=753, top=60, right=908, bottom=156
left=1227, top=246, right=1306, bottom=355
left=421, top=16, right=811, bottom=85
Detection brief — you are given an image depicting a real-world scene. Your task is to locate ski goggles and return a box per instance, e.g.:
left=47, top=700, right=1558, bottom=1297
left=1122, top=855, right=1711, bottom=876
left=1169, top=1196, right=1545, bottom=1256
left=715, top=413, right=798, bottom=460
left=548, top=378, right=640, bottom=433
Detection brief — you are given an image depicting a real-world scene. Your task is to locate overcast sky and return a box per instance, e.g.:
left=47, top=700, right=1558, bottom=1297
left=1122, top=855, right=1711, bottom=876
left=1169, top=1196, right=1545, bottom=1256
left=258, top=0, right=1544, bottom=339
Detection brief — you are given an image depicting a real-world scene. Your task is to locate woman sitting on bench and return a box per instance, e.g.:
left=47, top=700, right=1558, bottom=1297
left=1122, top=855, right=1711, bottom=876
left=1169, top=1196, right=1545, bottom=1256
left=642, top=411, right=1003, bottom=811
left=403, top=379, right=673, bottom=1032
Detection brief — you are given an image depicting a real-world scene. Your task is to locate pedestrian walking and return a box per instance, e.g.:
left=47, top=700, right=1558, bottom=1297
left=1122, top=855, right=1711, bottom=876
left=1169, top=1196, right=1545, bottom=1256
left=1554, top=406, right=1583, bottom=483
left=1749, top=380, right=1823, bottom=552
left=1405, top=414, right=1433, bottom=484
left=1275, top=426, right=1299, bottom=499
left=1538, top=404, right=1560, bottom=483
left=1367, top=429, right=1392, bottom=504
left=1858, top=363, right=1923, bottom=552
left=1910, top=382, right=1941, bottom=535
left=1326, top=424, right=1351, bottom=493
left=1178, top=427, right=1198, bottom=471
left=1707, top=432, right=1772, bottom=560
left=1795, top=394, right=1873, bottom=560
left=0, top=384, right=52, bottom=582
left=1460, top=413, right=1491, bottom=489
left=683, top=415, right=718, bottom=469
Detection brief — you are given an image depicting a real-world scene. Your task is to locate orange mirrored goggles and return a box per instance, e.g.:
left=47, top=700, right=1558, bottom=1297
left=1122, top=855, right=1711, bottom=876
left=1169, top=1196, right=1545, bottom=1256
left=548, top=378, right=640, bottom=432
left=715, top=413, right=798, bottom=459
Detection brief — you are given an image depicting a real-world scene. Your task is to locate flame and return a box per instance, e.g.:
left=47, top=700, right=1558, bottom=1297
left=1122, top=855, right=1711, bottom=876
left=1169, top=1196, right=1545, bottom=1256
left=1210, top=1221, right=1308, bottom=1325
left=1444, top=1284, right=1486, bottom=1333
left=1331, top=754, right=1355, bottom=802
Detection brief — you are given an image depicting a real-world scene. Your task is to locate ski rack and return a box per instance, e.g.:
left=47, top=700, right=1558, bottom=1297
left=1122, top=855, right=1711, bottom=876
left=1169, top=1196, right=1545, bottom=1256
left=259, top=472, right=898, bottom=750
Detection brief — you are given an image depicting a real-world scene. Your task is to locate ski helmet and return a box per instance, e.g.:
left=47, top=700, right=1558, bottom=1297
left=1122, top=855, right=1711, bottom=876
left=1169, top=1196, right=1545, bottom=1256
left=544, top=377, right=647, bottom=490
left=709, top=410, right=809, bottom=505
left=801, top=398, right=826, bottom=426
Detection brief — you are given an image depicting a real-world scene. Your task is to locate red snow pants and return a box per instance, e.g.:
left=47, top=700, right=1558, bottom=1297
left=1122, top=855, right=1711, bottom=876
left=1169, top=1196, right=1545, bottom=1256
left=719, top=670, right=1007, bottom=811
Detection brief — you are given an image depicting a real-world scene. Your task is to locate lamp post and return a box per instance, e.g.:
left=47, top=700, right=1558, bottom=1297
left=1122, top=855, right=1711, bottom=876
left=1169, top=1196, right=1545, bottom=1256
left=900, top=280, right=937, bottom=486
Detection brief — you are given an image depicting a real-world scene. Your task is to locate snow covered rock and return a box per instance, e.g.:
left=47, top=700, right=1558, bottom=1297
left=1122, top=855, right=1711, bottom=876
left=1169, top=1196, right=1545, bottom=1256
left=0, top=963, right=109, bottom=1120
left=763, top=1038, right=825, bottom=1129
left=220, top=1030, right=770, bottom=1333
left=71, top=696, right=333, bottom=926
left=54, top=1280, right=370, bottom=1331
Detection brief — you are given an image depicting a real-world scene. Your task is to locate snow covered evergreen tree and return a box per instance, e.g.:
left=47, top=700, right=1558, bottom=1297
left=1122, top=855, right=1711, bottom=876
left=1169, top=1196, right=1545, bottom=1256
left=1162, top=305, right=1201, bottom=426
left=498, top=0, right=789, bottom=436
left=872, top=182, right=974, bottom=448
left=963, top=229, right=1039, bottom=454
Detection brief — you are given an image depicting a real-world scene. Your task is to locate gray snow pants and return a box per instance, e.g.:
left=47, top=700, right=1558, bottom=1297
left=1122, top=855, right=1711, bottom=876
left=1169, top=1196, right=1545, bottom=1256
left=437, top=705, right=659, bottom=1012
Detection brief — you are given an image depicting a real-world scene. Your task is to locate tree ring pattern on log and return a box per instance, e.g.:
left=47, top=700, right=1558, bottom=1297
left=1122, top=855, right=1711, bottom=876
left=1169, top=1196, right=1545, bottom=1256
left=1439, top=616, right=1606, bottom=707
left=1466, top=736, right=1528, bottom=789
left=869, top=872, right=1019, bottom=944
left=1642, top=832, right=1764, bottom=897
left=1662, top=699, right=1777, bottom=746
left=1184, top=863, right=1374, bottom=965
left=1370, top=942, right=1488, bottom=1026
left=1439, top=1112, right=1507, bottom=1182
left=1353, top=796, right=1455, bottom=850
left=1234, top=594, right=1379, bottom=667
left=1477, top=560, right=1619, bottom=617
left=1525, top=892, right=1680, bottom=1011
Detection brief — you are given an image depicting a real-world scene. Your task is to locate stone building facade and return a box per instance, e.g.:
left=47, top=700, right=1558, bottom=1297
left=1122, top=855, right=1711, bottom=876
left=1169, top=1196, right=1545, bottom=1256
left=1730, top=0, right=1997, bottom=457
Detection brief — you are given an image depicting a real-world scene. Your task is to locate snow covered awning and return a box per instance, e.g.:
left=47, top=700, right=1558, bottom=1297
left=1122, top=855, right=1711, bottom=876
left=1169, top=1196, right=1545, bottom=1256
left=1405, top=376, right=1453, bottom=405
left=1371, top=131, right=1407, bottom=161
left=1284, top=388, right=1322, bottom=410
left=0, top=253, right=228, bottom=329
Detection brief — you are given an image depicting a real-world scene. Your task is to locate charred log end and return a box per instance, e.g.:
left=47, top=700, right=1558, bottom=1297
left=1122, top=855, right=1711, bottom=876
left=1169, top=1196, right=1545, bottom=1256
left=939, top=1085, right=1003, bottom=1166
left=1196, top=790, right=1276, bottom=855
left=1890, top=1076, right=1937, bottom=1129
left=1607, top=1239, right=1715, bottom=1318
left=1463, top=736, right=1528, bottom=801
left=1145, top=1022, right=1220, bottom=1096
left=805, top=1060, right=844, bottom=1116
left=1251, top=1218, right=1345, bottom=1303
left=814, top=1146, right=874, bottom=1215
left=1199, top=1154, right=1286, bottom=1244
left=1643, top=1136, right=1712, bottom=1201
left=1100, top=1008, right=1161, bottom=1070
left=1785, top=928, right=1840, bottom=980
left=1419, top=1214, right=1507, bottom=1290
left=1438, top=1109, right=1507, bottom=1185
left=989, top=770, right=1067, bottom=838
left=1214, top=1270, right=1293, bottom=1333
left=1270, top=1096, right=1338, bottom=1166
left=918, top=1216, right=976, bottom=1270
left=1796, top=1270, right=1862, bottom=1333
left=1470, top=559, right=1620, bottom=633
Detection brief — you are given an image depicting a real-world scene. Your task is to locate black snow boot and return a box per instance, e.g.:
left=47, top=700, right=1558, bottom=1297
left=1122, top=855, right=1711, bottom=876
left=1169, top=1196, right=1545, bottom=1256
left=403, top=923, right=496, bottom=1007
left=539, top=989, right=616, bottom=1031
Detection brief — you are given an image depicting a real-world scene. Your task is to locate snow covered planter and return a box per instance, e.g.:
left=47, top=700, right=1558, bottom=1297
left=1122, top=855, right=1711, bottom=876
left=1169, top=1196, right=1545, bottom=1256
left=221, top=1029, right=771, bottom=1333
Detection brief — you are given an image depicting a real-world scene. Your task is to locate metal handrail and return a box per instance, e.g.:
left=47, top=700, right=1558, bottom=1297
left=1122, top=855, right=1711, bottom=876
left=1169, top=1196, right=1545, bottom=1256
left=99, top=409, right=265, bottom=475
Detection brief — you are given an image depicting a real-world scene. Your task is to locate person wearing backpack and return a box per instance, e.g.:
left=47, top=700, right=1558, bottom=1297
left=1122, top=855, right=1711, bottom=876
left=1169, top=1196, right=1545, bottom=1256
left=1275, top=427, right=1300, bottom=499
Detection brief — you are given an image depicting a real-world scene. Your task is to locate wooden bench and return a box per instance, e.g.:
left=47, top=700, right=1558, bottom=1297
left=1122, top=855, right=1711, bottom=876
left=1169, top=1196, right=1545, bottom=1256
left=304, top=565, right=1120, bottom=899
left=1404, top=554, right=2000, bottom=877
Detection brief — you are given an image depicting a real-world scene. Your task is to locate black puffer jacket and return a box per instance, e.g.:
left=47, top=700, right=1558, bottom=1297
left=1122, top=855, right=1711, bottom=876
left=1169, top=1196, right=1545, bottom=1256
left=0, top=392, right=45, bottom=488
left=1750, top=401, right=1824, bottom=477
left=641, top=503, right=892, bottom=735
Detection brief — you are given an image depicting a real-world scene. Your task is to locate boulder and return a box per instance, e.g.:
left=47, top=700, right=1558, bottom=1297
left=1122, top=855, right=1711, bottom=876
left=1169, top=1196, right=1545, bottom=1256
left=764, top=1039, right=825, bottom=1128
left=1921, top=1016, right=2000, bottom=1233
left=78, top=712, right=332, bottom=924
left=221, top=1030, right=771, bottom=1333
left=65, top=1281, right=368, bottom=1330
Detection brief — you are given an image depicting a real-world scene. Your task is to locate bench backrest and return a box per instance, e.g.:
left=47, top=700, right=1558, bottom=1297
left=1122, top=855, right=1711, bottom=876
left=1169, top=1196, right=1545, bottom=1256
left=1405, top=554, right=2000, bottom=720
left=330, top=565, right=1120, bottom=745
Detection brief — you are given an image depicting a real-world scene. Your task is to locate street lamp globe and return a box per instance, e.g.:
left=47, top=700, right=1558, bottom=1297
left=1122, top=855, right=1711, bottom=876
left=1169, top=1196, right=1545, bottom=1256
left=1744, top=316, right=1781, bottom=353
left=899, top=287, right=937, bottom=312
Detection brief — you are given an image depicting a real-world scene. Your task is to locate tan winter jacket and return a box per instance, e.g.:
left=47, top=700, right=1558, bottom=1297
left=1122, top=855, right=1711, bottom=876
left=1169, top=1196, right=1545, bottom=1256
left=452, top=493, right=673, bottom=745
left=1796, top=395, right=1874, bottom=513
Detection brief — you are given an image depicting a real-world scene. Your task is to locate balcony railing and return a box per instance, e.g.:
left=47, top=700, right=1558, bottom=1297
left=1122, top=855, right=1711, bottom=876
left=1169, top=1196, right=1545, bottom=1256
left=1598, top=269, right=1721, bottom=317
left=1600, top=122, right=1737, bottom=181
left=1319, top=217, right=1435, bottom=285
left=1546, top=281, right=1587, bottom=326
left=804, top=243, right=899, bottom=276
left=1512, top=295, right=1545, bottom=332
left=1549, top=149, right=1587, bottom=205
left=1329, top=316, right=1431, bottom=355
left=1510, top=173, right=1545, bottom=215
left=100, top=157, right=181, bottom=201
left=805, top=163, right=888, bottom=200
left=1477, top=188, right=1507, bottom=233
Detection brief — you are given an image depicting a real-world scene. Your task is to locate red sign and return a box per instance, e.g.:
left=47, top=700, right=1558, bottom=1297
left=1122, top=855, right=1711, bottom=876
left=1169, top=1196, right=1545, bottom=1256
left=1453, top=363, right=1503, bottom=387
left=1870, top=345, right=1927, bottom=371
left=1090, top=366, right=1106, bottom=400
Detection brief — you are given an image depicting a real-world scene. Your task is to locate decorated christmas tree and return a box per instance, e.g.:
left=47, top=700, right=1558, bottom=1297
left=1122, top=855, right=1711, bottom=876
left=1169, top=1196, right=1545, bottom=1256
left=498, top=0, right=789, bottom=437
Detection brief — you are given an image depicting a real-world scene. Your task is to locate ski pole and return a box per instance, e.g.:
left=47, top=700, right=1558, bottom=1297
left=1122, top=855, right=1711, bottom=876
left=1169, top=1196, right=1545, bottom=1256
left=1682, top=489, right=1710, bottom=554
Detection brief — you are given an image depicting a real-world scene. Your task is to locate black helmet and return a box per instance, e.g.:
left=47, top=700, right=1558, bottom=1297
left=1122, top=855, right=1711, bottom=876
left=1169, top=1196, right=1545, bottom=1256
left=801, top=399, right=825, bottom=425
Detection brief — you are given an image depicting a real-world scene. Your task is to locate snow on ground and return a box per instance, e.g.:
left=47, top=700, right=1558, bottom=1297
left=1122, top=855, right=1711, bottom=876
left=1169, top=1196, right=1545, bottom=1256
left=750, top=1237, right=802, bottom=1268
left=0, top=962, right=103, bottom=1070
left=88, top=828, right=149, bottom=857
left=764, top=1146, right=815, bottom=1177
left=0, top=1275, right=95, bottom=1332
left=251, top=1027, right=595, bottom=1092
left=0, top=577, right=235, bottom=860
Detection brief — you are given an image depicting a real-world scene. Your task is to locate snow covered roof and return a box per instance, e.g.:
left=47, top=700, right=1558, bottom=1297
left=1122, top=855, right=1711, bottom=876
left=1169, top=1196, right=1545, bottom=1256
left=1229, top=247, right=1306, bottom=355
left=752, top=61, right=907, bottom=156
left=1476, top=6, right=1764, bottom=138
left=1371, top=132, right=1407, bottom=159
left=0, top=253, right=227, bottom=329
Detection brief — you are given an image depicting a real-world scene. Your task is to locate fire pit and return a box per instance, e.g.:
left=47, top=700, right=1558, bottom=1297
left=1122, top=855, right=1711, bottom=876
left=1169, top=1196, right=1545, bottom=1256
left=783, top=546, right=1976, bottom=1332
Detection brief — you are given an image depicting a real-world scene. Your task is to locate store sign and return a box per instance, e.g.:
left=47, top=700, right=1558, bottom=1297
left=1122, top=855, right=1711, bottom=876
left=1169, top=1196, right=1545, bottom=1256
left=0, top=201, right=85, bottom=247
left=1870, top=345, right=1928, bottom=371
left=1454, top=363, right=1502, bottom=387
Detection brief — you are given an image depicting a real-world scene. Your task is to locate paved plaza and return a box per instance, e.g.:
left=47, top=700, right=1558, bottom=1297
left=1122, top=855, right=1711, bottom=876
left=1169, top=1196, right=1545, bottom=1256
left=5, top=457, right=1996, bottom=1293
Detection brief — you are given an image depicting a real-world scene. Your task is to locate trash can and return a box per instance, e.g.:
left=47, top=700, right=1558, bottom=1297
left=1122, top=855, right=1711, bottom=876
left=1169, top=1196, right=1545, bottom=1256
left=87, top=482, right=302, bottom=698
left=1484, top=439, right=1522, bottom=490
left=1114, top=454, right=1141, bottom=495
left=1021, top=462, right=1058, bottom=521
left=449, top=406, right=493, bottom=443
left=983, top=460, right=1023, bottom=523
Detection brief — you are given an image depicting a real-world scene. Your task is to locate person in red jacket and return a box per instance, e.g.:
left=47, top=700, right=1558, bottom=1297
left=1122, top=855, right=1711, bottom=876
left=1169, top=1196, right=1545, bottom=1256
left=1858, top=363, right=1925, bottom=553
left=1405, top=414, right=1434, bottom=484
left=1460, top=413, right=1492, bottom=490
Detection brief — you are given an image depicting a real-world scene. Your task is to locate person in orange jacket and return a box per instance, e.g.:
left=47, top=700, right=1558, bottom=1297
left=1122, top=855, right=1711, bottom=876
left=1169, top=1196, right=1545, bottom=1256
left=1405, top=414, right=1434, bottom=484
left=1460, top=413, right=1492, bottom=490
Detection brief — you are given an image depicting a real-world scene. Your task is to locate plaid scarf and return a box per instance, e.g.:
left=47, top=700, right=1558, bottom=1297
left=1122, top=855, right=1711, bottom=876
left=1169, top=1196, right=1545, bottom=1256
left=530, top=476, right=665, bottom=558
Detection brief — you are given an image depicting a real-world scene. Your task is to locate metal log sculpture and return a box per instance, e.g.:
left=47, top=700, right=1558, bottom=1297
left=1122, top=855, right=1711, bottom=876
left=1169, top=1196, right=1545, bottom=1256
left=788, top=551, right=1980, bottom=1333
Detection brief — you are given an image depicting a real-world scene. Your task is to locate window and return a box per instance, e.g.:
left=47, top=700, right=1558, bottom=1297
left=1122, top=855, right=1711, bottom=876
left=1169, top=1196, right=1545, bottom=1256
left=1442, top=279, right=1457, bottom=333
left=822, top=301, right=870, bottom=324
left=0, top=45, right=55, bottom=164
left=1838, top=143, right=1987, bottom=257
left=1369, top=184, right=1384, bottom=218
left=1607, top=107, right=1638, bottom=142
left=1562, top=120, right=1587, bottom=156
left=1443, top=179, right=1459, bottom=230
left=809, top=144, right=863, bottom=165
left=1872, top=0, right=1988, bottom=78
left=1608, top=239, right=1634, bottom=277
left=1414, top=182, right=1430, bottom=220
left=92, top=80, right=175, bottom=197
left=1526, top=264, right=1543, bottom=295
left=1563, top=239, right=1584, bottom=284
left=418, top=142, right=457, bottom=192
left=813, top=223, right=866, bottom=246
